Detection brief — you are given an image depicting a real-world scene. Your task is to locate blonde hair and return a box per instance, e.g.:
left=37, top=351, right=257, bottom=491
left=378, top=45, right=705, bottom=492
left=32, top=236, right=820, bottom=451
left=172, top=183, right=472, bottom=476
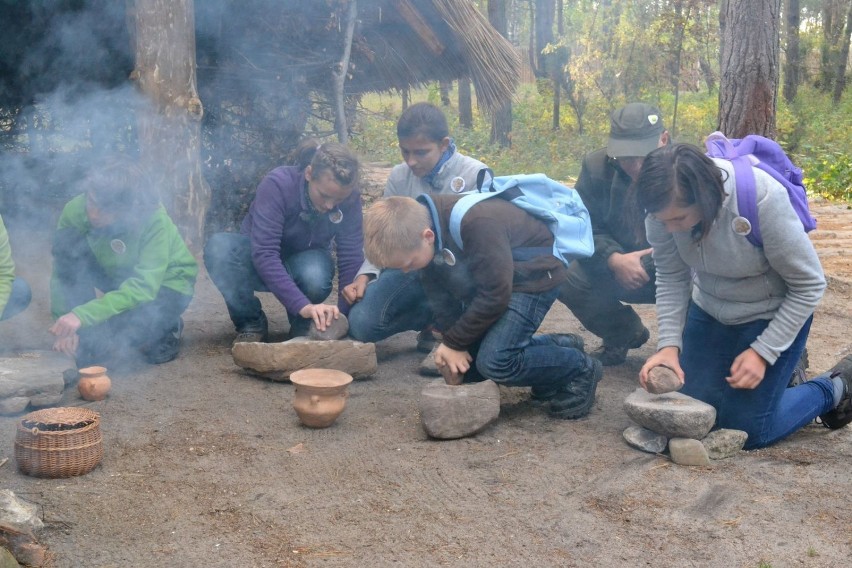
left=363, top=197, right=431, bottom=267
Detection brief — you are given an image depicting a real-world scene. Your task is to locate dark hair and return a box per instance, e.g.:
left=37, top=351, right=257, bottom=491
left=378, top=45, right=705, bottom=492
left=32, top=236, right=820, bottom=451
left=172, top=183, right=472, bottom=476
left=86, top=155, right=159, bottom=219
left=290, top=138, right=360, bottom=188
left=632, top=143, right=726, bottom=242
left=396, top=102, right=449, bottom=142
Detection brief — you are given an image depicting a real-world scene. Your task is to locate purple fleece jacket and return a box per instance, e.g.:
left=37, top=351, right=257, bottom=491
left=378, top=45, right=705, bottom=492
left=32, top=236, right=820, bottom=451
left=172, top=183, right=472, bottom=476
left=240, top=166, right=364, bottom=315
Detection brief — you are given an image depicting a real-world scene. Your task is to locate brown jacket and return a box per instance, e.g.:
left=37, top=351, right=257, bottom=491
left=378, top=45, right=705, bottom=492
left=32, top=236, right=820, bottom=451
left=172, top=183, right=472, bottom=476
left=421, top=194, right=567, bottom=350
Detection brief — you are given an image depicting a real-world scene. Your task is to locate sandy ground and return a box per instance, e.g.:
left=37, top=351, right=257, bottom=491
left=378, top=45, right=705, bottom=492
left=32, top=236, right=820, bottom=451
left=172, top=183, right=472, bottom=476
left=1, top=168, right=850, bottom=567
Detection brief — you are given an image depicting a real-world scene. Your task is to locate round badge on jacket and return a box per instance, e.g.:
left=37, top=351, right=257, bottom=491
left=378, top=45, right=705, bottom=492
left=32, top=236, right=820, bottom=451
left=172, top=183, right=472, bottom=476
left=110, top=239, right=127, bottom=255
left=731, top=216, right=752, bottom=236
left=450, top=176, right=466, bottom=193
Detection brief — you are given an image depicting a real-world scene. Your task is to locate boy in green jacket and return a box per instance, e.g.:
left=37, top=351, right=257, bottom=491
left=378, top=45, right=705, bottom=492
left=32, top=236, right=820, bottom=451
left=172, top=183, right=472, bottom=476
left=49, top=157, right=198, bottom=368
left=0, top=214, right=31, bottom=322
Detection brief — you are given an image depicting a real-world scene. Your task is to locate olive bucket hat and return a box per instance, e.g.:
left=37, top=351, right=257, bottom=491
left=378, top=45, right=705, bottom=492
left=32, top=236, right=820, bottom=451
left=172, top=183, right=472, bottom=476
left=607, top=103, right=665, bottom=158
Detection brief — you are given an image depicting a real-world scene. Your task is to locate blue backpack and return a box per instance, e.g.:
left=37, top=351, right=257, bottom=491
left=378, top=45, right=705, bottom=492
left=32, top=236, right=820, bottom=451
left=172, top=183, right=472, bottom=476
left=447, top=169, right=594, bottom=266
left=704, top=131, right=816, bottom=247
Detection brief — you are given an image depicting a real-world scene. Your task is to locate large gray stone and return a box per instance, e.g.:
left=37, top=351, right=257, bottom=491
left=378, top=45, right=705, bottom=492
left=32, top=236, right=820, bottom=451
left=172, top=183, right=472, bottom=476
left=231, top=337, right=376, bottom=381
left=668, top=438, right=712, bottom=466
left=0, top=490, right=44, bottom=533
left=624, top=388, right=716, bottom=440
left=418, top=345, right=441, bottom=377
left=308, top=314, right=349, bottom=341
left=702, top=429, right=748, bottom=460
left=623, top=425, right=668, bottom=454
left=420, top=379, right=500, bottom=439
left=0, top=351, right=69, bottom=415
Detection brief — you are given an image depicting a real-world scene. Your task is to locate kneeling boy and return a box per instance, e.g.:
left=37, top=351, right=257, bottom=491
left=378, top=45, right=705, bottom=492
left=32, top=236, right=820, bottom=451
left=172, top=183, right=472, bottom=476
left=49, top=156, right=198, bottom=368
left=363, top=195, right=602, bottom=419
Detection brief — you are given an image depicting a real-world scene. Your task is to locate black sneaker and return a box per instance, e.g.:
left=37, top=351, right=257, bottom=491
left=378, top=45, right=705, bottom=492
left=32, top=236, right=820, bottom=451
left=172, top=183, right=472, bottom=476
left=549, top=356, right=604, bottom=419
left=233, top=313, right=269, bottom=346
left=592, top=326, right=650, bottom=366
left=819, top=372, right=851, bottom=429
left=145, top=318, right=183, bottom=365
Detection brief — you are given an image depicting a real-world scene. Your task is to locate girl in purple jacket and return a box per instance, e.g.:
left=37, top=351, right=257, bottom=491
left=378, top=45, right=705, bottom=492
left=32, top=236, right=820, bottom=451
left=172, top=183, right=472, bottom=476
left=205, top=139, right=363, bottom=343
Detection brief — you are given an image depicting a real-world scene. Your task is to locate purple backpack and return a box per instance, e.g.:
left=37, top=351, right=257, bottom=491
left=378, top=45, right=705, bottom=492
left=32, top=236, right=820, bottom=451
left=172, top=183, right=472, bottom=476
left=704, top=132, right=816, bottom=247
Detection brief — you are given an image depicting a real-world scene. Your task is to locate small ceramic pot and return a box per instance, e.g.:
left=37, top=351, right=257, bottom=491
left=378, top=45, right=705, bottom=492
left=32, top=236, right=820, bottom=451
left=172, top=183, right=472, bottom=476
left=290, top=369, right=353, bottom=428
left=78, top=366, right=112, bottom=401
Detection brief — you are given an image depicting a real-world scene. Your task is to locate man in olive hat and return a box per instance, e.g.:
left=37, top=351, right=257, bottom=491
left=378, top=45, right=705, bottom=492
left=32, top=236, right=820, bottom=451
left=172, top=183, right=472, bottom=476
left=558, top=103, right=669, bottom=366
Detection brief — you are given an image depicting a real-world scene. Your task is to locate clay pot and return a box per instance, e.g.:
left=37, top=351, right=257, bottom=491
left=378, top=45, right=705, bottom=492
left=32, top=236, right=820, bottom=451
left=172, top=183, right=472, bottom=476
left=78, top=366, right=112, bottom=401
left=290, top=369, right=353, bottom=428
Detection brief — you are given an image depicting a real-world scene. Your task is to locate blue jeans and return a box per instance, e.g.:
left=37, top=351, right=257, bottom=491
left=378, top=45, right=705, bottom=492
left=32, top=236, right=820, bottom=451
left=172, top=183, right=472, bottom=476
left=204, top=233, right=334, bottom=334
left=1, top=277, right=31, bottom=321
left=347, top=269, right=432, bottom=342
left=681, top=303, right=835, bottom=449
left=464, top=287, right=590, bottom=392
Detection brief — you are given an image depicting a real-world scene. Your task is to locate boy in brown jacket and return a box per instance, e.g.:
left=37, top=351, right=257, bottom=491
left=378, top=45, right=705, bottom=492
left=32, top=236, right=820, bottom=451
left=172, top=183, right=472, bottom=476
left=363, top=195, right=602, bottom=419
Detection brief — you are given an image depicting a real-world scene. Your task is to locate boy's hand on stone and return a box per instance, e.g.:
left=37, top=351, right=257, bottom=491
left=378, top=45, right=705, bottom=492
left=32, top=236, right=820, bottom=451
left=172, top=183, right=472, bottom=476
left=49, top=313, right=82, bottom=337
left=608, top=248, right=653, bottom=290
left=52, top=333, right=79, bottom=357
left=727, top=348, right=767, bottom=389
left=434, top=343, right=472, bottom=375
left=342, top=274, right=371, bottom=304
left=299, top=304, right=339, bottom=332
left=639, top=346, right=683, bottom=389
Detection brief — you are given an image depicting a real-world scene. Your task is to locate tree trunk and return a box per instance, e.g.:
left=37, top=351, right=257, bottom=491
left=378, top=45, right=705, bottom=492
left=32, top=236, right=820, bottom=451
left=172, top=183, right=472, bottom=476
left=458, top=77, right=473, bottom=128
left=132, top=0, right=210, bottom=250
left=439, top=80, right=451, bottom=106
left=718, top=0, right=781, bottom=138
left=535, top=0, right=555, bottom=78
left=783, top=0, right=801, bottom=102
left=332, top=0, right=357, bottom=144
left=489, top=0, right=512, bottom=147
left=832, top=0, right=852, bottom=103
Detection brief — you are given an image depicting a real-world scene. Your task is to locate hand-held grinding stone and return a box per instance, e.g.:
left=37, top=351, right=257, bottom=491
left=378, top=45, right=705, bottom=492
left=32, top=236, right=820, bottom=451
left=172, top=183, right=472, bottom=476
left=308, top=314, right=350, bottom=340
left=419, top=379, right=500, bottom=439
left=645, top=365, right=683, bottom=394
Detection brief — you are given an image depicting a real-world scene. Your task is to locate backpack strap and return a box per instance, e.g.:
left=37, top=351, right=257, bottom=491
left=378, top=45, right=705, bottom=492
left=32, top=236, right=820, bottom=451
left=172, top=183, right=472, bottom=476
left=448, top=192, right=499, bottom=250
left=705, top=132, right=763, bottom=247
left=415, top=194, right=449, bottom=261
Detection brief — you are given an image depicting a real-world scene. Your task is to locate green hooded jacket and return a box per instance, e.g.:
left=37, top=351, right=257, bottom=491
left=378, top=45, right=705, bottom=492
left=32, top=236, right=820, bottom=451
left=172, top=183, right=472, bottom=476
left=50, top=194, right=198, bottom=327
left=0, top=215, right=14, bottom=314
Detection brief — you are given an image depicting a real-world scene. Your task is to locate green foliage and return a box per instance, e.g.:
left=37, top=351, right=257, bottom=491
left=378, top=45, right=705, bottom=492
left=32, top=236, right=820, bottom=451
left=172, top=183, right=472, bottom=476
left=352, top=83, right=851, bottom=203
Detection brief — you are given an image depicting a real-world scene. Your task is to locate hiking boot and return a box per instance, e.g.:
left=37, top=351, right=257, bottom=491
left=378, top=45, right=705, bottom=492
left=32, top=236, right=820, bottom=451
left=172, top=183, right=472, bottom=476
left=548, top=355, right=604, bottom=419
left=592, top=326, right=650, bottom=366
left=788, top=348, right=809, bottom=388
left=416, top=327, right=438, bottom=353
left=819, top=371, right=851, bottom=430
left=145, top=318, right=184, bottom=365
left=233, top=313, right=269, bottom=346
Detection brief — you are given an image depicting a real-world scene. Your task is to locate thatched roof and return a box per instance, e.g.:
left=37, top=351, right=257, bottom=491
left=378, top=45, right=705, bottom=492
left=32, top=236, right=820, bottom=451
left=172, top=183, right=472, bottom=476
left=352, top=0, right=521, bottom=111
left=195, top=0, right=520, bottom=114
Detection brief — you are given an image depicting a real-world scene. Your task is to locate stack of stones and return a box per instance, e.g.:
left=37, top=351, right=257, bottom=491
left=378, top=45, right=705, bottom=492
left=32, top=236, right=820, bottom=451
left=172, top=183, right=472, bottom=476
left=0, top=352, right=68, bottom=415
left=622, top=365, right=748, bottom=465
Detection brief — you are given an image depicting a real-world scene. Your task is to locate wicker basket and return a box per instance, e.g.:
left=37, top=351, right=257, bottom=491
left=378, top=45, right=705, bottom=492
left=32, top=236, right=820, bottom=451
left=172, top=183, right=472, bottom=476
left=14, top=407, right=104, bottom=478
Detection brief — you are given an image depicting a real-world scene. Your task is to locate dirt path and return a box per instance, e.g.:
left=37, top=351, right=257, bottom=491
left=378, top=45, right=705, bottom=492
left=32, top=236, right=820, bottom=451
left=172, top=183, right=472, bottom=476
left=1, top=177, right=850, bottom=567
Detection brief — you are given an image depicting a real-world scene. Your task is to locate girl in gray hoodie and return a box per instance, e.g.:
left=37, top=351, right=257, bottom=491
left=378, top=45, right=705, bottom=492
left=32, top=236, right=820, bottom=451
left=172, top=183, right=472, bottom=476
left=634, top=143, right=849, bottom=448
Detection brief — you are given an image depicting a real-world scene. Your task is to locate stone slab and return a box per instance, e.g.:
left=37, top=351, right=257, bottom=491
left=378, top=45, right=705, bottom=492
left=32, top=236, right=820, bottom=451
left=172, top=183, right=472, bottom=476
left=420, top=379, right=500, bottom=439
left=623, top=388, right=716, bottom=440
left=0, top=351, right=69, bottom=415
left=231, top=337, right=376, bottom=381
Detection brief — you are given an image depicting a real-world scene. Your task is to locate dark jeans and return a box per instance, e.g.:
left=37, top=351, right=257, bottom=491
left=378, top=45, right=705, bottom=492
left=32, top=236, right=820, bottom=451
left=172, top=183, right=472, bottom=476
left=52, top=228, right=191, bottom=368
left=203, top=232, right=334, bottom=335
left=557, top=258, right=655, bottom=346
left=680, top=303, right=835, bottom=449
left=347, top=269, right=432, bottom=342
left=462, top=287, right=590, bottom=392
left=1, top=277, right=31, bottom=321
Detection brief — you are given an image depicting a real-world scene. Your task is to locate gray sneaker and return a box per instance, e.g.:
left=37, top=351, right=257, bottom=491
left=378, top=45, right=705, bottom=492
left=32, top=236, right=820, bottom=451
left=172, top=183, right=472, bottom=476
left=233, top=330, right=267, bottom=345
